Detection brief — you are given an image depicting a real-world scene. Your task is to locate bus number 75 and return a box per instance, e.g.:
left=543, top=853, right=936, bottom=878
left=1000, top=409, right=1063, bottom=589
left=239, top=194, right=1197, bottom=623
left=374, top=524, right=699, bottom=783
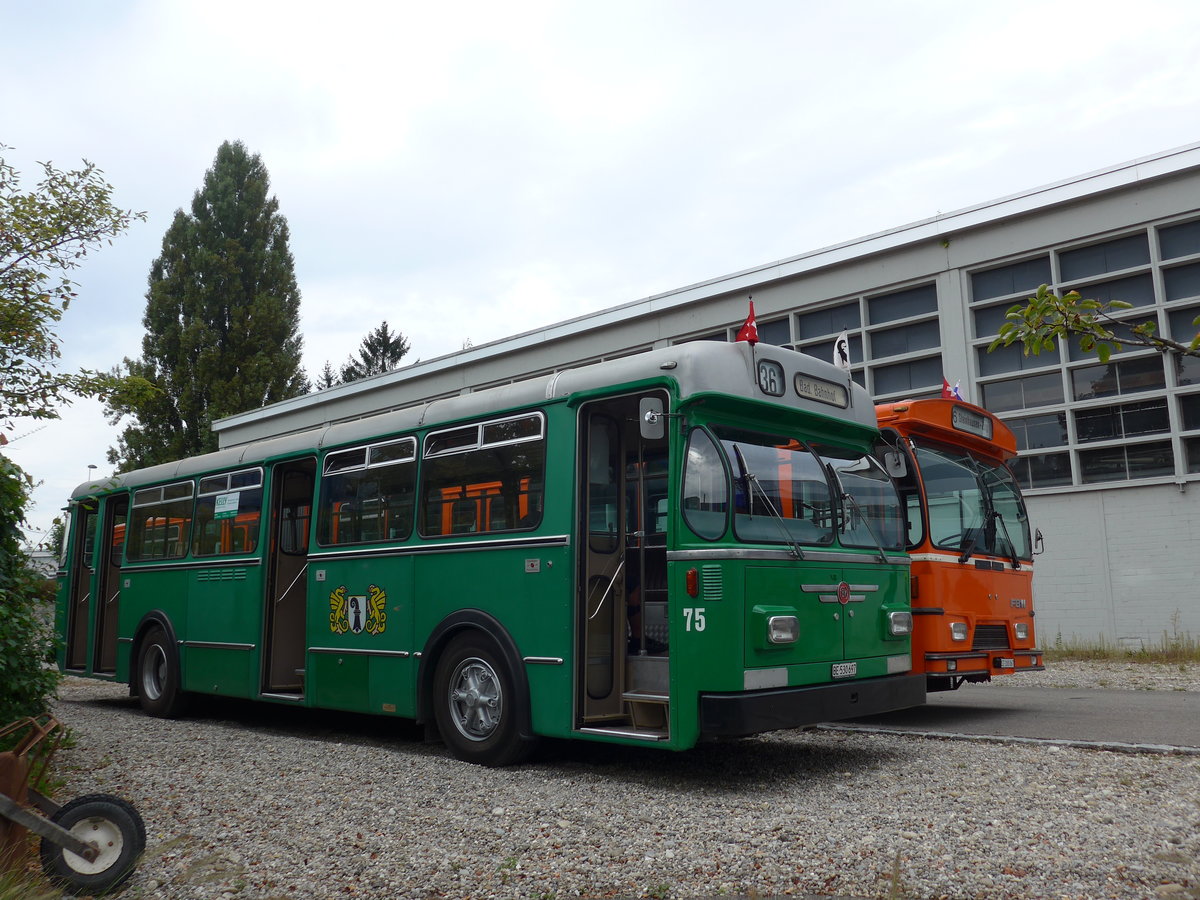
left=683, top=607, right=706, bottom=632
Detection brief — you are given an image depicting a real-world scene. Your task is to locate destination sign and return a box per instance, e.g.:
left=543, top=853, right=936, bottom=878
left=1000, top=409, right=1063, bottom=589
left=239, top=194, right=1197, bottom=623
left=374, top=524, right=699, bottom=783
left=951, top=404, right=993, bottom=440
left=794, top=374, right=849, bottom=408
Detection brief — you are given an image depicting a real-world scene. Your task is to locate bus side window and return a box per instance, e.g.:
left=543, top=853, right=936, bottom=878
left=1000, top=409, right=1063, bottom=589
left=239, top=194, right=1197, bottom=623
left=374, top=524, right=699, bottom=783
left=450, top=499, right=476, bottom=533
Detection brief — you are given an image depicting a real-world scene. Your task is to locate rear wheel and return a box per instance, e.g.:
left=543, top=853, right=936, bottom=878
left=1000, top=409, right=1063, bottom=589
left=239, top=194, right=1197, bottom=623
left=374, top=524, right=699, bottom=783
left=136, top=626, right=190, bottom=717
left=433, top=634, right=536, bottom=766
left=39, top=794, right=146, bottom=896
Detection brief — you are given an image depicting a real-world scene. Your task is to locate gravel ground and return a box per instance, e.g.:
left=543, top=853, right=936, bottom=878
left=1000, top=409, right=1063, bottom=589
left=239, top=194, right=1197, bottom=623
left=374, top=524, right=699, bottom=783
left=44, top=661, right=1200, bottom=900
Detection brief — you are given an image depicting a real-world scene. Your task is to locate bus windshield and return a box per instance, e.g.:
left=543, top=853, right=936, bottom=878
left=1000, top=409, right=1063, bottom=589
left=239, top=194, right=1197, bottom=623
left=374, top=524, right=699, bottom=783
left=913, top=440, right=1032, bottom=561
left=700, top=426, right=902, bottom=550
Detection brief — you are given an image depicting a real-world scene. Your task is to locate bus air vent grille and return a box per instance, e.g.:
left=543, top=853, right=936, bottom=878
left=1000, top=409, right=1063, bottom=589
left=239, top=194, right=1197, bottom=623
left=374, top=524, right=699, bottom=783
left=972, top=624, right=1010, bottom=650
left=197, top=568, right=248, bottom=582
left=701, top=565, right=723, bottom=600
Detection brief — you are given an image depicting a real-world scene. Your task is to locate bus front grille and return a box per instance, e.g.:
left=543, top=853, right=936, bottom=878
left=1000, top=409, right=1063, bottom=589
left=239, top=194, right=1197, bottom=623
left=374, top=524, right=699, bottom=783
left=972, top=624, right=1010, bottom=650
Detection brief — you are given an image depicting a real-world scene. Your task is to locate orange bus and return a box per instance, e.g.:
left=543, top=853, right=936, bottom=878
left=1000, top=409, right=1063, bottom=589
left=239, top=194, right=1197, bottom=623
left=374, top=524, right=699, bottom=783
left=876, top=398, right=1043, bottom=690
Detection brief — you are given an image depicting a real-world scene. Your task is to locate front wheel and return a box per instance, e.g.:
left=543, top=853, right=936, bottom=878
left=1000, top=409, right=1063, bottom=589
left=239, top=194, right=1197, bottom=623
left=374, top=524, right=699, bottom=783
left=136, top=626, right=190, bottom=717
left=432, top=634, right=536, bottom=766
left=39, top=794, right=146, bottom=896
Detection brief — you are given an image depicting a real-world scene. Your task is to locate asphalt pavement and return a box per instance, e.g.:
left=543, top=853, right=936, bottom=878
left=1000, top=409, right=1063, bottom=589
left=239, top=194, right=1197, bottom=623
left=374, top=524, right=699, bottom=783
left=834, top=683, right=1200, bottom=752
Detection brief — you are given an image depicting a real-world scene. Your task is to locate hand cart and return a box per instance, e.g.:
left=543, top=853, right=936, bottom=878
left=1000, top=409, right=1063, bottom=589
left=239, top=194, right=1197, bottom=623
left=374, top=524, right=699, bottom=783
left=0, top=716, right=145, bottom=895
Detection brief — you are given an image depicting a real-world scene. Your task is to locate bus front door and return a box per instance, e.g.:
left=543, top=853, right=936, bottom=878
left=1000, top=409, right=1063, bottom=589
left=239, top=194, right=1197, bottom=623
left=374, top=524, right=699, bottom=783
left=94, top=495, right=128, bottom=674
left=64, top=505, right=97, bottom=671
left=263, top=458, right=315, bottom=696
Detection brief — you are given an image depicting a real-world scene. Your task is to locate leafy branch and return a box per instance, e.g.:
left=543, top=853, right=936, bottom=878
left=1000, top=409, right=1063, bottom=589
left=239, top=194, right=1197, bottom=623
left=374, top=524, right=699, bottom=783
left=988, top=283, right=1200, bottom=363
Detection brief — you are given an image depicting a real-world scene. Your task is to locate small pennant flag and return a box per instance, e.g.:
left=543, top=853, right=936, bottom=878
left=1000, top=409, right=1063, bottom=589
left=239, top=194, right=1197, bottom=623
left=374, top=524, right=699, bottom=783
left=735, top=300, right=758, bottom=345
left=833, top=330, right=851, bottom=371
left=952, top=380, right=964, bottom=401
left=941, top=378, right=954, bottom=399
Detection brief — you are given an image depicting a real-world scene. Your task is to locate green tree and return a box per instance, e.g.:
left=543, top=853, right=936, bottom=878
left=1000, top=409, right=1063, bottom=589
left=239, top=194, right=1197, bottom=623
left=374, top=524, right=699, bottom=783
left=989, top=283, right=1200, bottom=363
left=314, top=360, right=339, bottom=391
left=0, top=456, right=60, bottom=723
left=340, top=320, right=411, bottom=383
left=1, top=145, right=146, bottom=721
left=107, top=140, right=308, bottom=470
left=1, top=145, right=149, bottom=432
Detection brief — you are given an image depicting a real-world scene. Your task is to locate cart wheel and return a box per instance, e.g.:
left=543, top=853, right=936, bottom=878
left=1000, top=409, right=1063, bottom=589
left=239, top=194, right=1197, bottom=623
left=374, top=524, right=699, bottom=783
left=39, top=793, right=146, bottom=896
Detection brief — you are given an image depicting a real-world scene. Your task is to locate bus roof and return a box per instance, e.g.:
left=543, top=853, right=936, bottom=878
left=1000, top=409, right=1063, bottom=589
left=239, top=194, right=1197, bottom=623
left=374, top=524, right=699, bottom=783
left=73, top=342, right=875, bottom=498
left=875, top=397, right=1018, bottom=461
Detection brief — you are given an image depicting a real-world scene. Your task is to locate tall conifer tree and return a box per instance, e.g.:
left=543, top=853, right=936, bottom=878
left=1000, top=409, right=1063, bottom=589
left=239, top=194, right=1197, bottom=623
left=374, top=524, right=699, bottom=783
left=108, top=141, right=308, bottom=469
left=339, top=320, right=411, bottom=383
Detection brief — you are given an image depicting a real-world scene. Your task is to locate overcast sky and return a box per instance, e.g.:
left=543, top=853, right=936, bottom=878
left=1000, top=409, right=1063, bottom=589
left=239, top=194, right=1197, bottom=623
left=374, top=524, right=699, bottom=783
left=6, top=0, right=1200, bottom=545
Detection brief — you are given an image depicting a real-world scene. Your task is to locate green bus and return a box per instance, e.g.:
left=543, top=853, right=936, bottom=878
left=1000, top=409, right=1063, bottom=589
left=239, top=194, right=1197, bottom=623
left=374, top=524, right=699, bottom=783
left=56, top=341, right=922, bottom=765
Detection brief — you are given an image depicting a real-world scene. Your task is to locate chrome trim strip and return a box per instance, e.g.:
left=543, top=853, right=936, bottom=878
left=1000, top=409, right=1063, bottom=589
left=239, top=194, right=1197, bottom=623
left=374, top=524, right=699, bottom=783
left=308, top=647, right=411, bottom=658
left=183, top=641, right=255, bottom=651
left=311, top=534, right=571, bottom=562
left=523, top=656, right=565, bottom=665
left=668, top=548, right=910, bottom=565
left=576, top=727, right=667, bottom=742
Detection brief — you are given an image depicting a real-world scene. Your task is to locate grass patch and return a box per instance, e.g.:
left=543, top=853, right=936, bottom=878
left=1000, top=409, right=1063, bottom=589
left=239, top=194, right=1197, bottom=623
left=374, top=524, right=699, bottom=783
left=1047, top=612, right=1200, bottom=663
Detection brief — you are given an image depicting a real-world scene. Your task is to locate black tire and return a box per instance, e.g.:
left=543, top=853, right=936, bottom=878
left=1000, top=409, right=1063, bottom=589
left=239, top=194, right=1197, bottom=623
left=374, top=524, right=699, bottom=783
left=135, top=626, right=190, bottom=717
left=39, top=793, right=146, bottom=896
left=432, top=633, right=537, bottom=766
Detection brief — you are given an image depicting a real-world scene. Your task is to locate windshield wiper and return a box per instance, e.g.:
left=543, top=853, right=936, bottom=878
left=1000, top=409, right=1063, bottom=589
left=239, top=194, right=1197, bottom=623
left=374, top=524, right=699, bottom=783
left=826, top=463, right=890, bottom=565
left=732, top=444, right=803, bottom=559
left=990, top=509, right=1021, bottom=570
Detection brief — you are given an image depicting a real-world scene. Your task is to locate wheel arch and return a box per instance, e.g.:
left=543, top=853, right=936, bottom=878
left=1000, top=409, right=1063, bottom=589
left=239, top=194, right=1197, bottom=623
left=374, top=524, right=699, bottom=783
left=416, top=609, right=534, bottom=741
left=128, top=610, right=179, bottom=698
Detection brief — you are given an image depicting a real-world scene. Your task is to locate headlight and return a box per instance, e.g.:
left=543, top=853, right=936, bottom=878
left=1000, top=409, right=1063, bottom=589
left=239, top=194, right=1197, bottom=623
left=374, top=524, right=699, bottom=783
left=1014, top=623, right=1029, bottom=640
left=950, top=622, right=968, bottom=642
left=767, top=615, right=799, bottom=644
left=888, top=611, right=913, bottom=636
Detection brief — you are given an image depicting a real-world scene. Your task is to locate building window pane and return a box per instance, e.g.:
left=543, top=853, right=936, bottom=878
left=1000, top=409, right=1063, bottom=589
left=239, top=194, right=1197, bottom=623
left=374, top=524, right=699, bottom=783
left=1180, top=393, right=1200, bottom=430
left=971, top=257, right=1051, bottom=302
left=981, top=372, right=1064, bottom=413
left=872, top=355, right=942, bottom=394
left=870, top=319, right=940, bottom=358
left=973, top=302, right=1014, bottom=337
left=1074, top=399, right=1168, bottom=443
left=1059, top=234, right=1149, bottom=281
left=1160, top=220, right=1200, bottom=261
left=1167, top=304, right=1200, bottom=340
left=796, top=302, right=860, bottom=339
left=1007, top=412, right=1067, bottom=450
left=867, top=284, right=937, bottom=325
left=1186, top=437, right=1200, bottom=474
left=978, top=341, right=1061, bottom=376
left=1079, top=440, right=1173, bottom=484
left=756, top=317, right=791, bottom=346
left=1164, top=262, right=1200, bottom=303
left=1012, top=452, right=1073, bottom=490
left=1066, top=273, right=1155, bottom=308
left=1071, top=356, right=1165, bottom=400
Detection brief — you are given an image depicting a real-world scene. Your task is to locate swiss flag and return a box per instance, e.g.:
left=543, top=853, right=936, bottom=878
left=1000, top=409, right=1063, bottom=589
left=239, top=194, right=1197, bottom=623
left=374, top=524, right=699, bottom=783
left=941, top=378, right=954, bottom=399
left=735, top=300, right=758, bottom=345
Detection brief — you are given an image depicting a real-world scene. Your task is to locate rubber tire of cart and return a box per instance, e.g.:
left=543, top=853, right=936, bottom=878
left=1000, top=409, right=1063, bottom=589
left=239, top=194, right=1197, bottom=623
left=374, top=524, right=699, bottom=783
left=39, top=793, right=147, bottom=896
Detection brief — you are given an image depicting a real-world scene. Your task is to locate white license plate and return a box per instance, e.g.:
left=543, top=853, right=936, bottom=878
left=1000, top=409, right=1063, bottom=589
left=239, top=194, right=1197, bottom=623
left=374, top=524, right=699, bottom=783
left=998, top=658, right=1015, bottom=669
left=832, top=662, right=857, bottom=679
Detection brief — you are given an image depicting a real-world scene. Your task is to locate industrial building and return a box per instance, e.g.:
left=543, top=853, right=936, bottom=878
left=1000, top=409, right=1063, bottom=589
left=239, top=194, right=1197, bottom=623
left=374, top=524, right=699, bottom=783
left=216, top=143, right=1200, bottom=649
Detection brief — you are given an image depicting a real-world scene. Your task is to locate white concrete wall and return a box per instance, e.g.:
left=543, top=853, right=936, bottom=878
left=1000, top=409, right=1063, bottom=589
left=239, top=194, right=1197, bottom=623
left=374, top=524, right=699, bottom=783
left=1027, top=482, right=1200, bottom=649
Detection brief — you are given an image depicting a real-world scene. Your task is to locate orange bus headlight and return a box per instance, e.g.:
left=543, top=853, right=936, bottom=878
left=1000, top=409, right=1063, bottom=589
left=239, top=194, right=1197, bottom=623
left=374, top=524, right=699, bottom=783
left=950, top=622, right=968, bottom=642
left=767, top=615, right=799, bottom=644
left=888, top=611, right=913, bottom=636
left=1014, top=623, right=1029, bottom=640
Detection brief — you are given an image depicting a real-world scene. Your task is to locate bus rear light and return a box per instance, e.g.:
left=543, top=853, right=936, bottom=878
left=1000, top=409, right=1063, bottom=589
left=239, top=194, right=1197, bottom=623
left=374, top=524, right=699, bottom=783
left=950, top=622, right=968, bottom=642
left=1014, top=623, right=1029, bottom=640
left=888, top=611, right=913, bottom=636
left=767, top=615, right=799, bottom=644
left=686, top=568, right=699, bottom=598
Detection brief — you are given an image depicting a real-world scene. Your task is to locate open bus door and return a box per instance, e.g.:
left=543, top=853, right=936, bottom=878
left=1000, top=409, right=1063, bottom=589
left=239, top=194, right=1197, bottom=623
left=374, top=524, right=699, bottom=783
left=63, top=505, right=97, bottom=671
left=577, top=391, right=671, bottom=733
left=262, top=458, right=315, bottom=696
left=93, top=495, right=128, bottom=674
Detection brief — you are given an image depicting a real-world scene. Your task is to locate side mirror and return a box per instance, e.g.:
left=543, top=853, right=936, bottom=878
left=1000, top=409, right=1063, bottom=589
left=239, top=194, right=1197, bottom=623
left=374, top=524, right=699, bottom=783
left=881, top=449, right=907, bottom=479
left=639, top=397, right=665, bottom=440
left=1033, top=527, right=1045, bottom=556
